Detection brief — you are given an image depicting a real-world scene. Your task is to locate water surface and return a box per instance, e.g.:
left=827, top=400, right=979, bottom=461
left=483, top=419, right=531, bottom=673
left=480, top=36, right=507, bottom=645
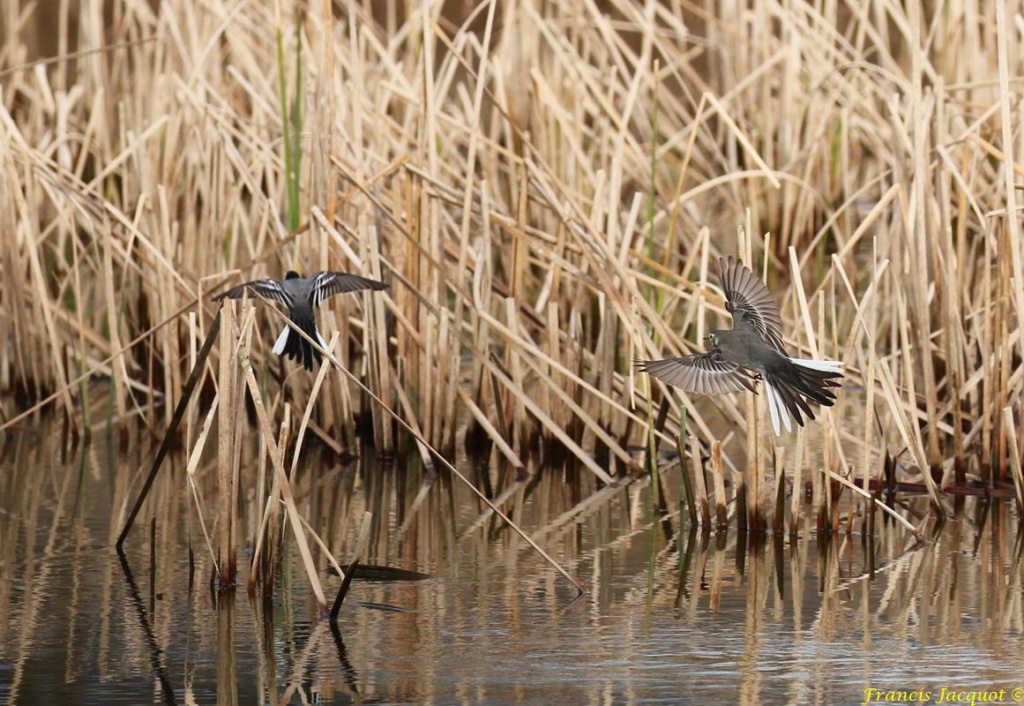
left=1, top=425, right=1021, bottom=705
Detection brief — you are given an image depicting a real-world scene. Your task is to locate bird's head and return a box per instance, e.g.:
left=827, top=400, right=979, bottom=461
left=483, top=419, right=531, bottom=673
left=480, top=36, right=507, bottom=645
left=704, top=332, right=718, bottom=347
left=285, top=271, right=302, bottom=280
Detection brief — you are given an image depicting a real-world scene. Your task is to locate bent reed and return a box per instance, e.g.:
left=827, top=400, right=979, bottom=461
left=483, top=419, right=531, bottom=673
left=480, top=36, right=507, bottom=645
left=2, top=0, right=1022, bottom=526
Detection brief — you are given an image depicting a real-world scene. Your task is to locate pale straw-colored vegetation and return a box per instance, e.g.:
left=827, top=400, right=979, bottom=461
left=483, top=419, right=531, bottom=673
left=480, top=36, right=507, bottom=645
left=2, top=0, right=1023, bottom=576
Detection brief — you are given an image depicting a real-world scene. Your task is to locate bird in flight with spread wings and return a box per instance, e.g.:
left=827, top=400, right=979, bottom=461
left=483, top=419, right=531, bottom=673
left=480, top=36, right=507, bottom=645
left=637, top=256, right=843, bottom=435
left=212, top=271, right=387, bottom=371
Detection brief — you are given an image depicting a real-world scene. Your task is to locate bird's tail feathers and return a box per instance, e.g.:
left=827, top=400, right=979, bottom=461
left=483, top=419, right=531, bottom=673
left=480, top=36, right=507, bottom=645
left=760, top=356, right=844, bottom=436
left=272, top=325, right=290, bottom=356
left=273, top=314, right=325, bottom=371
left=787, top=357, right=843, bottom=375
left=763, top=381, right=791, bottom=436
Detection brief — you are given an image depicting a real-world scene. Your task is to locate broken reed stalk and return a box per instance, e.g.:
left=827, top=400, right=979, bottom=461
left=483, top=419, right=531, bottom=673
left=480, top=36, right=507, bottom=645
left=824, top=476, right=840, bottom=535
left=787, top=247, right=827, bottom=533
left=116, top=311, right=221, bottom=552
left=249, top=418, right=289, bottom=596
left=790, top=427, right=804, bottom=539
left=995, top=228, right=1013, bottom=483
left=773, top=446, right=785, bottom=534
left=505, top=296, right=538, bottom=456
left=861, top=248, right=879, bottom=532
left=744, top=389, right=764, bottom=532
left=997, top=0, right=1024, bottom=472
left=710, top=441, right=728, bottom=529
left=184, top=376, right=222, bottom=580
left=906, top=0, right=942, bottom=472
left=817, top=456, right=831, bottom=535
left=288, top=332, right=338, bottom=478
left=239, top=350, right=328, bottom=609
left=641, top=373, right=662, bottom=512
left=1001, top=408, right=1024, bottom=516
left=818, top=290, right=845, bottom=529
left=364, top=224, right=394, bottom=458
left=676, top=428, right=697, bottom=527
left=330, top=511, right=373, bottom=624
left=387, top=361, right=438, bottom=474
left=688, top=435, right=711, bottom=527
left=215, top=301, right=253, bottom=588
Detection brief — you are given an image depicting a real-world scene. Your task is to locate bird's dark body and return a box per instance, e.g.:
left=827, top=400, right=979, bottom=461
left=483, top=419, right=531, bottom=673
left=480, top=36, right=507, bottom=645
left=712, top=328, right=770, bottom=369
left=276, top=272, right=324, bottom=370
left=213, top=270, right=387, bottom=371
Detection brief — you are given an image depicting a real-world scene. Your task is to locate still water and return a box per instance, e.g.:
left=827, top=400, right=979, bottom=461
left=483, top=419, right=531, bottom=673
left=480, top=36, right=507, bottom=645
left=1, top=424, right=1022, bottom=705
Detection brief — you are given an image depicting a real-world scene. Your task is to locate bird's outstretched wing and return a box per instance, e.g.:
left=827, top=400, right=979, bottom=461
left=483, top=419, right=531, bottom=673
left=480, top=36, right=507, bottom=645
left=212, top=278, right=291, bottom=304
left=312, top=272, right=388, bottom=305
left=637, top=351, right=759, bottom=395
left=717, top=256, right=787, bottom=353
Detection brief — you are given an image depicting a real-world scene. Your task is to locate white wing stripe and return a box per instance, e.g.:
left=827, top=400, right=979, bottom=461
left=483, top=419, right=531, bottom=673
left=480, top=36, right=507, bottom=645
left=312, top=273, right=330, bottom=307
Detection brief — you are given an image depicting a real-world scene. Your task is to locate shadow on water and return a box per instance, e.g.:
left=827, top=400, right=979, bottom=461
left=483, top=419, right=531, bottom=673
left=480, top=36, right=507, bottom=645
left=0, top=424, right=1022, bottom=704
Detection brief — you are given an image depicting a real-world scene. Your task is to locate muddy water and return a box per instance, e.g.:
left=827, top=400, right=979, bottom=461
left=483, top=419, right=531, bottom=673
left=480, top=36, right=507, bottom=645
left=0, top=425, right=1021, bottom=705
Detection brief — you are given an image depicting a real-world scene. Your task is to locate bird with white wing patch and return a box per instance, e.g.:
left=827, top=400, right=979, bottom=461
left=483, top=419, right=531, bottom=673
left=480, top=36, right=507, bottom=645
left=212, top=271, right=387, bottom=371
left=637, top=257, right=843, bottom=436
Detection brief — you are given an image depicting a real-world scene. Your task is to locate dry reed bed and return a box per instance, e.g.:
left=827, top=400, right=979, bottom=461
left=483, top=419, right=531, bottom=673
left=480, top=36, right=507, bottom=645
left=2, top=0, right=1023, bottom=539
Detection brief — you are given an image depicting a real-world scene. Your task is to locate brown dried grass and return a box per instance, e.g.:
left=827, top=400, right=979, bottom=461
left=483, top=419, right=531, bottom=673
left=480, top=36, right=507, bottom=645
left=2, top=0, right=1023, bottom=542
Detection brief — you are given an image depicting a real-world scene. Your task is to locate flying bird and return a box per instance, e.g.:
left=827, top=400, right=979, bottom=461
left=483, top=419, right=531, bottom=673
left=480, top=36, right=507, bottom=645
left=213, top=270, right=387, bottom=371
left=637, top=256, right=843, bottom=435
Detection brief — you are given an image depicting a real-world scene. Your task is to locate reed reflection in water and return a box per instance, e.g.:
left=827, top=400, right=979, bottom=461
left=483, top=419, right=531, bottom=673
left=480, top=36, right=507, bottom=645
left=0, top=425, right=1021, bottom=705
